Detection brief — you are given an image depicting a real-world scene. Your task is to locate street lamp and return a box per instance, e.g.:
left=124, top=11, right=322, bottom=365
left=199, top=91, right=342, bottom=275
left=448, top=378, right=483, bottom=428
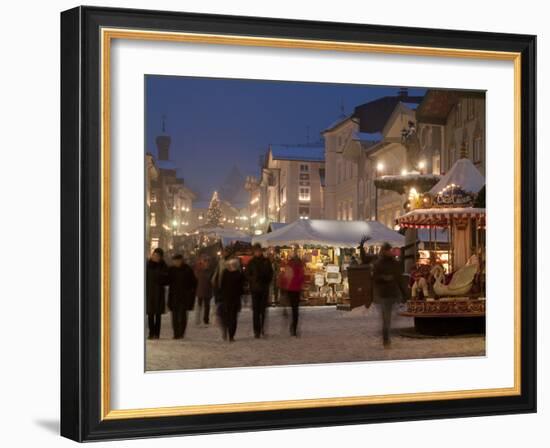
left=418, top=160, right=426, bottom=174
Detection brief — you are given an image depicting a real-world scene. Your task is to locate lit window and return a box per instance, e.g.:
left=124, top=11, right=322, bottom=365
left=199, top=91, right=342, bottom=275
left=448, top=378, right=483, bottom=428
left=473, top=136, right=482, bottom=163
left=150, top=212, right=156, bottom=227
left=299, top=206, right=310, bottom=219
left=151, top=238, right=159, bottom=252
left=150, top=192, right=157, bottom=203
left=300, top=164, right=309, bottom=172
left=432, top=152, right=441, bottom=175
left=299, top=187, right=311, bottom=202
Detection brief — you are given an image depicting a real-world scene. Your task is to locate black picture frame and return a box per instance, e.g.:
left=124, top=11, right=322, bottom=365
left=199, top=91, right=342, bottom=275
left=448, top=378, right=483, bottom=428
left=61, top=5, right=536, bottom=442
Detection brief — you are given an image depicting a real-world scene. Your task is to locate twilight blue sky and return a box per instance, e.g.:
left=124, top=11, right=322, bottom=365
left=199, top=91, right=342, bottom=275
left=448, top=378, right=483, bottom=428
left=145, top=75, right=426, bottom=201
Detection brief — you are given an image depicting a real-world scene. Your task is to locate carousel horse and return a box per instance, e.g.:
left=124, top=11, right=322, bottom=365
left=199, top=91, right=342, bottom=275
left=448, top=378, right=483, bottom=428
left=431, top=255, right=479, bottom=297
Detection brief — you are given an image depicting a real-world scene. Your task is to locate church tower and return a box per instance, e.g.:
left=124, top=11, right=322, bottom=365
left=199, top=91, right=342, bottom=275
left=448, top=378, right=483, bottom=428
left=156, top=114, right=171, bottom=161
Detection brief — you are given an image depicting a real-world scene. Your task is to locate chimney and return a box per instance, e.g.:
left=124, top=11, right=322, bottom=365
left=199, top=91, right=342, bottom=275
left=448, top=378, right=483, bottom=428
left=398, top=87, right=409, bottom=99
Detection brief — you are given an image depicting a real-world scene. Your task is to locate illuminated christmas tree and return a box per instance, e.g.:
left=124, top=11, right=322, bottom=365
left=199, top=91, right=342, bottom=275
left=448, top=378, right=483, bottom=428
left=206, top=191, right=223, bottom=226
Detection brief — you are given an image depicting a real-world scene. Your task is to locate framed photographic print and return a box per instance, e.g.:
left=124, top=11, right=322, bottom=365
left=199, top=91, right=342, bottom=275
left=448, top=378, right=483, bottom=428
left=60, top=6, right=537, bottom=442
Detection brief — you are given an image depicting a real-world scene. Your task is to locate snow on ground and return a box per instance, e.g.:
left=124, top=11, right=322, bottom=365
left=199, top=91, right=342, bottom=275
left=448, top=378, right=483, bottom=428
left=146, top=304, right=485, bottom=371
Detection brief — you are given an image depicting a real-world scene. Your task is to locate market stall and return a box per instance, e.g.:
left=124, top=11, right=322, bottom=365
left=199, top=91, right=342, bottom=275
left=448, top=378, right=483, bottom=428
left=397, top=158, right=486, bottom=335
left=253, top=219, right=405, bottom=305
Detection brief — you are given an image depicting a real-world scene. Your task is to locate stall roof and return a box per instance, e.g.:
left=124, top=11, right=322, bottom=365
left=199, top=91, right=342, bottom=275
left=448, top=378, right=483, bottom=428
left=252, top=219, right=404, bottom=249
left=268, top=222, right=288, bottom=233
left=199, top=227, right=249, bottom=241
left=397, top=207, right=486, bottom=228
left=429, top=158, right=485, bottom=195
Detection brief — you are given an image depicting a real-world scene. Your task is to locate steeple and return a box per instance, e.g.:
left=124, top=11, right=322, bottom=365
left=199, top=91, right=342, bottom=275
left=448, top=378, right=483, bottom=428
left=156, top=114, right=171, bottom=161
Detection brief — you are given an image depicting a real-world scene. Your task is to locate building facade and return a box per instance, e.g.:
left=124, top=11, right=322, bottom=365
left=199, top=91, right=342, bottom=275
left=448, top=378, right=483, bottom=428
left=415, top=89, right=486, bottom=177
left=148, top=131, right=196, bottom=255
left=262, top=144, right=325, bottom=224
left=323, top=90, right=424, bottom=228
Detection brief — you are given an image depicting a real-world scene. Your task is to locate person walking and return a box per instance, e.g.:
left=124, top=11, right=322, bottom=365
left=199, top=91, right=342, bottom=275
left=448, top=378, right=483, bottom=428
left=372, top=242, right=407, bottom=348
left=284, top=251, right=305, bottom=337
left=194, top=255, right=214, bottom=325
left=146, top=248, right=169, bottom=339
left=246, top=244, right=274, bottom=338
left=167, top=254, right=197, bottom=339
left=269, top=250, right=282, bottom=305
left=220, top=258, right=245, bottom=342
left=211, top=248, right=233, bottom=339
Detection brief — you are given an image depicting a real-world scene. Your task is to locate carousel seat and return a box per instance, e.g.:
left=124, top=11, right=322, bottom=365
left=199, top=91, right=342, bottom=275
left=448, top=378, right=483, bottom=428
left=431, top=256, right=479, bottom=297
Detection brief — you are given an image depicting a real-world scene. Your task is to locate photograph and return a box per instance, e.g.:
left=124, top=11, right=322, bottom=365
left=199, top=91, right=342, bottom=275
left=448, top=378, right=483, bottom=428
left=57, top=5, right=538, bottom=441
left=144, top=76, right=487, bottom=371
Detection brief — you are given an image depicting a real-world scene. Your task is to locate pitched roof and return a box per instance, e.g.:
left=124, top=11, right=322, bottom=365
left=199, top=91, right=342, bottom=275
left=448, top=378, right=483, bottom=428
left=416, top=89, right=485, bottom=124
left=270, top=144, right=325, bottom=162
left=352, top=94, right=424, bottom=133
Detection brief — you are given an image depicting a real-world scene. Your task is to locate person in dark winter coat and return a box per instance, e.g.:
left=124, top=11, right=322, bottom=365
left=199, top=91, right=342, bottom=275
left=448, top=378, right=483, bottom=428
left=146, top=248, right=169, bottom=339
left=372, top=242, right=406, bottom=347
left=246, top=244, right=274, bottom=338
left=167, top=254, right=197, bottom=339
left=220, top=259, right=244, bottom=342
left=283, top=252, right=305, bottom=337
left=211, top=248, right=233, bottom=337
left=194, top=255, right=214, bottom=325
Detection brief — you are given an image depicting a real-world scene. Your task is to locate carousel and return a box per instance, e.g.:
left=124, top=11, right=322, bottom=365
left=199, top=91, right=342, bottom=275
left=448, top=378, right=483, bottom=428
left=397, top=157, right=486, bottom=335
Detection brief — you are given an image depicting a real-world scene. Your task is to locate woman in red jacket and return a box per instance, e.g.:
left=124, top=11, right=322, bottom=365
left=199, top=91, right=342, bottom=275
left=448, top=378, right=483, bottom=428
left=283, top=251, right=305, bottom=337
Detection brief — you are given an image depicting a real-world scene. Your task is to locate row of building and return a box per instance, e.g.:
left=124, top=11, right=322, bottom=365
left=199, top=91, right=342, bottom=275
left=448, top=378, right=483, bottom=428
left=145, top=87, right=486, bottom=256
left=146, top=129, right=248, bottom=256
left=246, top=88, right=486, bottom=231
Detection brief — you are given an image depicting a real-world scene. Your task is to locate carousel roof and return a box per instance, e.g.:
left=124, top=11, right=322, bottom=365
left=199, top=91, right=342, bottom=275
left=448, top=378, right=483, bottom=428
left=429, top=158, right=485, bottom=195
left=397, top=207, right=486, bottom=228
left=252, top=219, right=405, bottom=248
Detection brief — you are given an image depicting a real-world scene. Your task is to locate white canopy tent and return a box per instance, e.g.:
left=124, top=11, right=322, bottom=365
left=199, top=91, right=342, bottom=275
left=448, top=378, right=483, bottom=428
left=429, top=158, right=485, bottom=195
left=198, top=227, right=251, bottom=247
left=252, top=219, right=405, bottom=249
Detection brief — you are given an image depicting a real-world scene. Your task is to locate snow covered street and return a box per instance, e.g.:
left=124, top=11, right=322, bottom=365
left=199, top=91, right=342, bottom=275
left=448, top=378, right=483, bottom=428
left=146, top=304, right=485, bottom=371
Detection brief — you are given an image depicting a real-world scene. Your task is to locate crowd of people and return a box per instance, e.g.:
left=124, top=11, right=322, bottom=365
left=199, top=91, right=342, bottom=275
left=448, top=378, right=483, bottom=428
left=146, top=240, right=407, bottom=348
left=146, top=243, right=305, bottom=342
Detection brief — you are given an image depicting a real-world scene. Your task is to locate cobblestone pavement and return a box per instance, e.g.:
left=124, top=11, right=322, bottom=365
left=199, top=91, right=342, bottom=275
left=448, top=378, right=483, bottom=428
left=146, top=304, right=485, bottom=371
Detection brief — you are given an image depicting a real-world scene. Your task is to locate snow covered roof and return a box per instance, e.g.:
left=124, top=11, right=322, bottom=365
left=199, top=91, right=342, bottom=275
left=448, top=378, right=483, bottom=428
left=353, top=131, right=383, bottom=143
left=322, top=114, right=353, bottom=132
left=220, top=235, right=252, bottom=247
left=268, top=222, right=288, bottom=233
left=400, top=101, right=419, bottom=110
left=270, top=145, right=325, bottom=162
left=397, top=207, right=486, bottom=228
left=429, top=158, right=485, bottom=195
left=252, top=219, right=405, bottom=248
